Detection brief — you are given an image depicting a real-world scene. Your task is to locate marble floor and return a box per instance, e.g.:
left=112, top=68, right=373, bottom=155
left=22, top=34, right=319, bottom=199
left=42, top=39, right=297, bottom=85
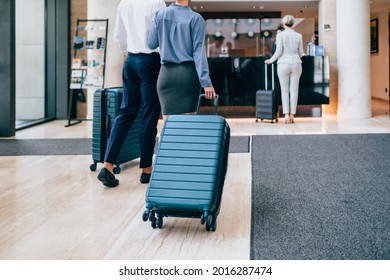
left=0, top=99, right=389, bottom=260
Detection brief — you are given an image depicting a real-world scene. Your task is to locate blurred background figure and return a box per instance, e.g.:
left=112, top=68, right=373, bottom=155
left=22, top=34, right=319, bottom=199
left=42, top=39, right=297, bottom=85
left=208, top=35, right=225, bottom=57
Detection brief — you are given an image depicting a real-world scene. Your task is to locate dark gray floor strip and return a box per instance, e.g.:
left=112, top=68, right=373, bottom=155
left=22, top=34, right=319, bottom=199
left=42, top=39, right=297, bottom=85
left=0, top=136, right=249, bottom=156
left=250, top=133, right=390, bottom=260
left=0, top=139, right=92, bottom=156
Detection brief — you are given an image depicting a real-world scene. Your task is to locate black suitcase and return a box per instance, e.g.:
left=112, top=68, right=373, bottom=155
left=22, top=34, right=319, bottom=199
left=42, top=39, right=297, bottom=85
left=142, top=95, right=230, bottom=232
left=256, top=63, right=278, bottom=123
left=90, top=87, right=142, bottom=173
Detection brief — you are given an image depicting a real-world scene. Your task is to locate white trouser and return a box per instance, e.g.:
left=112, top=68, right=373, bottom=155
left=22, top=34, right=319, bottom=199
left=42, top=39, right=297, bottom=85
left=277, top=63, right=302, bottom=115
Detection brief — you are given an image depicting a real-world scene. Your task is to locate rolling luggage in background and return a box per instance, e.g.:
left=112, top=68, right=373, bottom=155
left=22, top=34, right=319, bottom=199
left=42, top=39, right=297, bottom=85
left=256, top=63, right=278, bottom=123
left=90, top=87, right=142, bottom=174
left=142, top=94, right=230, bottom=232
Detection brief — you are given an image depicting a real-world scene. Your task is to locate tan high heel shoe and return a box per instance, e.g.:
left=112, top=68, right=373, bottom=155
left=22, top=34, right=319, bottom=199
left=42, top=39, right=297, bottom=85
left=289, top=114, right=294, bottom=123
left=284, top=114, right=290, bottom=124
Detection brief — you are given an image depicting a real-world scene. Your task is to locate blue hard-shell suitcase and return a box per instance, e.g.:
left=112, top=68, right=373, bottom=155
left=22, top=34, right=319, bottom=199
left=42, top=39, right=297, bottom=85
left=142, top=95, right=230, bottom=231
left=90, top=87, right=142, bottom=173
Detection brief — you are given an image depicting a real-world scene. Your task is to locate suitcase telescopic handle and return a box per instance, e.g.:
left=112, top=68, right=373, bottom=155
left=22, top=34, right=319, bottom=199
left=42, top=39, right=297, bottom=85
left=264, top=63, right=275, bottom=90
left=197, top=93, right=219, bottom=115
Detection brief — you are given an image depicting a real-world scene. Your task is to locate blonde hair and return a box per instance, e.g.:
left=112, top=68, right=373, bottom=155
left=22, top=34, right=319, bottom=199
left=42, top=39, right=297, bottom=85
left=282, top=15, right=294, bottom=27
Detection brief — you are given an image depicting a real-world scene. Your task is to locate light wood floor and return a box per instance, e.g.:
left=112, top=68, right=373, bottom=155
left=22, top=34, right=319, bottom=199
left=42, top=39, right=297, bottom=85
left=1, top=99, right=389, bottom=259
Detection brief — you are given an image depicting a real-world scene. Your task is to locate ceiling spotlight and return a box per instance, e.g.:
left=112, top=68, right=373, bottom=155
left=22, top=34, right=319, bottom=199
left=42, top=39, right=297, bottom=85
left=200, top=6, right=204, bottom=9
left=231, top=31, right=238, bottom=39
left=259, top=6, right=264, bottom=9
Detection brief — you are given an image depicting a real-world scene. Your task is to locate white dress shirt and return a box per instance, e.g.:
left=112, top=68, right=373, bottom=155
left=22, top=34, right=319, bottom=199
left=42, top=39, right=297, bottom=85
left=114, top=0, right=166, bottom=54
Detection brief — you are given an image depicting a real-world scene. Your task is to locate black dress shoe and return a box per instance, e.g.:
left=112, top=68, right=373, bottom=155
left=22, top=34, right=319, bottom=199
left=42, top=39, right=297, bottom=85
left=97, top=168, right=119, bottom=188
left=140, top=173, right=151, bottom=184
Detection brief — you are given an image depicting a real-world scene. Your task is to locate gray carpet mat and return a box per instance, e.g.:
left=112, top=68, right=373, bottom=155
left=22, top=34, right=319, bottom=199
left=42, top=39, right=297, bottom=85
left=251, top=134, right=390, bottom=260
left=0, top=136, right=249, bottom=156
left=0, top=139, right=92, bottom=156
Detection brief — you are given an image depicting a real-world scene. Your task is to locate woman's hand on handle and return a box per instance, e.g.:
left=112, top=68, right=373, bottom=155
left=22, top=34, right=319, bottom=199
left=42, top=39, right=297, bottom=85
left=265, top=59, right=272, bottom=64
left=204, top=86, right=216, bottom=99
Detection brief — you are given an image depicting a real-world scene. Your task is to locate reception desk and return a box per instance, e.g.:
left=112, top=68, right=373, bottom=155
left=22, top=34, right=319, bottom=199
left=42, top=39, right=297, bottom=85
left=206, top=56, right=330, bottom=117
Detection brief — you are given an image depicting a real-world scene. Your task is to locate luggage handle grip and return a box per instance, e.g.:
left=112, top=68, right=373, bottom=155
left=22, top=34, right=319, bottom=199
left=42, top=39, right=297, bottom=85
left=197, top=94, right=219, bottom=115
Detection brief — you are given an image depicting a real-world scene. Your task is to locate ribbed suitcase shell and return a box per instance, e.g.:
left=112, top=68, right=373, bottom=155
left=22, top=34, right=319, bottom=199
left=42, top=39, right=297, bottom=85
left=256, top=63, right=278, bottom=123
left=91, top=88, right=142, bottom=172
left=144, top=114, right=230, bottom=231
left=256, top=89, right=277, bottom=121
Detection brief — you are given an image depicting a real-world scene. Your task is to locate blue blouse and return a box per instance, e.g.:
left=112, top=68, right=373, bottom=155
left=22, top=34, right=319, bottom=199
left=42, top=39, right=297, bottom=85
left=147, top=3, right=212, bottom=87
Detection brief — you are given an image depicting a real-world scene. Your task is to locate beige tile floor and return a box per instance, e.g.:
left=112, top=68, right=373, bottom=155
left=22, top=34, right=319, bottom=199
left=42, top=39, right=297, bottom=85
left=0, top=99, right=389, bottom=260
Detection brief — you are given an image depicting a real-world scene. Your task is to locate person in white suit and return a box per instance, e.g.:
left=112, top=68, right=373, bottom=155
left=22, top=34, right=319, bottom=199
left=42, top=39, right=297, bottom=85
left=265, top=15, right=304, bottom=124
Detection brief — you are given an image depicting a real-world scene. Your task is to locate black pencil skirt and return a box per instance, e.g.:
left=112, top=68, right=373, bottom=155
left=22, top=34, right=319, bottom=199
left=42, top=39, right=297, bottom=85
left=157, top=62, right=201, bottom=115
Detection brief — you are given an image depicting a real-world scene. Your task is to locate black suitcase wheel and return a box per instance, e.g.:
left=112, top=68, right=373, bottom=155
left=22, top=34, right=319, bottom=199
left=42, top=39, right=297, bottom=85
left=142, top=211, right=148, bottom=222
left=149, top=210, right=156, bottom=222
left=113, top=166, right=121, bottom=174
left=206, top=219, right=217, bottom=232
left=207, top=214, right=213, bottom=226
left=151, top=220, right=157, bottom=228
left=255, top=119, right=259, bottom=123
left=205, top=214, right=217, bottom=232
left=201, top=211, right=210, bottom=225
left=157, top=217, right=163, bottom=229
left=90, top=163, right=97, bottom=172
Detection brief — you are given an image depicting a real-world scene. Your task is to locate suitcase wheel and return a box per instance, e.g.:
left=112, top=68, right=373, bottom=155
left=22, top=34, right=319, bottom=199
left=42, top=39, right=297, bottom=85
left=89, top=163, right=97, bottom=172
left=255, top=119, right=258, bottom=123
left=113, top=166, right=121, bottom=174
left=156, top=217, right=163, bottom=229
left=151, top=215, right=163, bottom=229
left=200, top=214, right=206, bottom=225
left=148, top=210, right=156, bottom=222
left=205, top=214, right=217, bottom=232
left=142, top=210, right=148, bottom=222
left=206, top=215, right=217, bottom=232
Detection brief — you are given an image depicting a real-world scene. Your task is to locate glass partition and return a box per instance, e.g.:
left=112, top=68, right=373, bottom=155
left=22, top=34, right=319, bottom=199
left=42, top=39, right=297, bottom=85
left=15, top=0, right=46, bottom=128
left=205, top=18, right=315, bottom=57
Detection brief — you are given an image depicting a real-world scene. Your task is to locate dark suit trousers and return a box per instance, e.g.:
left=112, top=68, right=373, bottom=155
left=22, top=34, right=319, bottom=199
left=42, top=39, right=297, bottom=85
left=104, top=52, right=161, bottom=168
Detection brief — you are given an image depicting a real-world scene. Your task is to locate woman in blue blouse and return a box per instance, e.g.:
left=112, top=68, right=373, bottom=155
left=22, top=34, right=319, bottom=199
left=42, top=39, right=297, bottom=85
left=147, top=0, right=216, bottom=118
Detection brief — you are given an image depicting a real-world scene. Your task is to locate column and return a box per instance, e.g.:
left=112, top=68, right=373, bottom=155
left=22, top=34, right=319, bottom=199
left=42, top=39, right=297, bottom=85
left=336, top=0, right=372, bottom=118
left=87, top=0, right=122, bottom=119
left=0, top=0, right=15, bottom=137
